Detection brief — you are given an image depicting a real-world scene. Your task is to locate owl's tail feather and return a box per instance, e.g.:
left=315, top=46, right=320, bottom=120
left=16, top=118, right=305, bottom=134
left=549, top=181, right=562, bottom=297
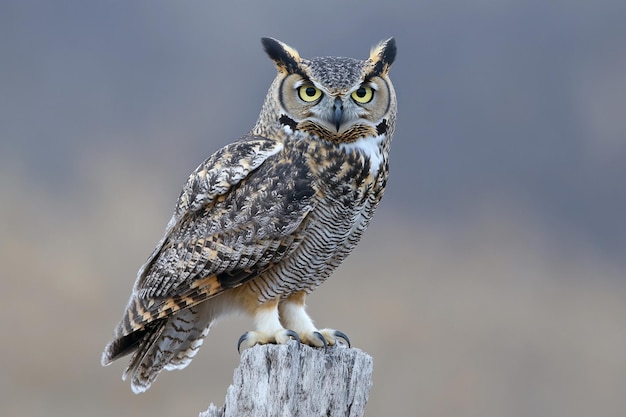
left=120, top=304, right=212, bottom=394
left=101, top=325, right=155, bottom=367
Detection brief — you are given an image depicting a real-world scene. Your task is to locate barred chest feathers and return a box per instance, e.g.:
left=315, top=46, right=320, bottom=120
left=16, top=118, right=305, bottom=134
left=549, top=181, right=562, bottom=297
left=249, top=133, right=388, bottom=302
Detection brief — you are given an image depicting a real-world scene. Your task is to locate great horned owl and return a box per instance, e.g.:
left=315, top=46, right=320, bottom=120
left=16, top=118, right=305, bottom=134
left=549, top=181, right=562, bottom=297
left=102, top=37, right=397, bottom=393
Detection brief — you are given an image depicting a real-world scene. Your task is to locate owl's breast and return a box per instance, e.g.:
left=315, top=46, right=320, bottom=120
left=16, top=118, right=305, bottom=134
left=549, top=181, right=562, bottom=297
left=247, top=134, right=388, bottom=302
left=310, top=135, right=388, bottom=261
left=311, top=133, right=388, bottom=205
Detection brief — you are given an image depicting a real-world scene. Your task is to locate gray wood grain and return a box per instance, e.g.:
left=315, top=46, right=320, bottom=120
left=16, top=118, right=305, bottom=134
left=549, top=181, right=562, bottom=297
left=200, top=342, right=373, bottom=417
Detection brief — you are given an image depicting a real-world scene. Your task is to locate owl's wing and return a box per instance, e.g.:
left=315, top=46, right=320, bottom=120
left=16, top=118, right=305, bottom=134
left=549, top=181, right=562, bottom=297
left=110, top=134, right=315, bottom=344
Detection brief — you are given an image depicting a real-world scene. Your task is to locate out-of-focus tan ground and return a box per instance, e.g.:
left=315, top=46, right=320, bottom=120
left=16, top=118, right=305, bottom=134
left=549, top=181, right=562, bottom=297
left=1, top=155, right=624, bottom=417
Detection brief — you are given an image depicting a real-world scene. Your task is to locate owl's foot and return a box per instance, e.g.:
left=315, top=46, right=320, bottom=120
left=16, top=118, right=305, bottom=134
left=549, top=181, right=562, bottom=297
left=237, top=329, right=300, bottom=353
left=279, top=292, right=350, bottom=348
left=237, top=328, right=351, bottom=352
left=239, top=292, right=351, bottom=352
left=301, top=328, right=351, bottom=349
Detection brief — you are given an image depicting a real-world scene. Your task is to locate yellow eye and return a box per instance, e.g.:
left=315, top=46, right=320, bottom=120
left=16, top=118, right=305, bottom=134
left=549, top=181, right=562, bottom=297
left=298, top=85, right=323, bottom=102
left=351, top=86, right=374, bottom=103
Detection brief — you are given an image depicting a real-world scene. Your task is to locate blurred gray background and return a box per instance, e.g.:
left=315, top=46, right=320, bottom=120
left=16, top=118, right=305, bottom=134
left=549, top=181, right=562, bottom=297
left=1, top=1, right=625, bottom=416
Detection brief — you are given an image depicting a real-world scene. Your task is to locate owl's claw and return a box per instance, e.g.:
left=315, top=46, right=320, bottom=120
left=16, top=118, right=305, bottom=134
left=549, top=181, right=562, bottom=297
left=237, top=332, right=250, bottom=353
left=285, top=329, right=301, bottom=343
left=312, top=331, right=328, bottom=350
left=332, top=330, right=351, bottom=348
left=237, top=329, right=300, bottom=353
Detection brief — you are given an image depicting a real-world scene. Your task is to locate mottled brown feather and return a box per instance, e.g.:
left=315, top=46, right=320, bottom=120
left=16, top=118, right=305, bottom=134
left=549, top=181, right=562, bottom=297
left=103, top=132, right=316, bottom=364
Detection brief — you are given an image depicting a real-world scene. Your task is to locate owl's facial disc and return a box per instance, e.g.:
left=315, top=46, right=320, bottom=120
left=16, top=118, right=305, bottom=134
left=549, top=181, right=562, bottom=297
left=278, top=71, right=390, bottom=142
left=303, top=82, right=382, bottom=137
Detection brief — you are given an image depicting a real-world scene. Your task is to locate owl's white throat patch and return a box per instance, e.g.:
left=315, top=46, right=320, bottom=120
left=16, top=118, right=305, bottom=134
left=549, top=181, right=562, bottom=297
left=339, top=134, right=385, bottom=176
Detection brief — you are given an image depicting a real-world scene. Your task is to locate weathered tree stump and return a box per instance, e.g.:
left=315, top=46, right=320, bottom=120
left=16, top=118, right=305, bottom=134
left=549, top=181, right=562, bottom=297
left=200, top=341, right=373, bottom=417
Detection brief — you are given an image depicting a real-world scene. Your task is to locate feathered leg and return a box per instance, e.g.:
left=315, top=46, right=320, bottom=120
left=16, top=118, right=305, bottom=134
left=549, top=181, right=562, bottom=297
left=278, top=291, right=350, bottom=348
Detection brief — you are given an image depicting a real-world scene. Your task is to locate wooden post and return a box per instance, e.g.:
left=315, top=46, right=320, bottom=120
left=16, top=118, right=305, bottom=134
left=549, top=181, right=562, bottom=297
left=200, top=341, right=373, bottom=417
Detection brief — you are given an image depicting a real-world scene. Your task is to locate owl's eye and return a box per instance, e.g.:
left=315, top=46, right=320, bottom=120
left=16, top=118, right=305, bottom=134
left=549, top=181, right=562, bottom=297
left=298, top=85, right=323, bottom=102
left=351, top=86, right=374, bottom=103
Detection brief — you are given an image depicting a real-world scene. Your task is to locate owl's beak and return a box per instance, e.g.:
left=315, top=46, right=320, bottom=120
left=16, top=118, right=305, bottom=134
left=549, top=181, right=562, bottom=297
left=332, top=97, right=344, bottom=132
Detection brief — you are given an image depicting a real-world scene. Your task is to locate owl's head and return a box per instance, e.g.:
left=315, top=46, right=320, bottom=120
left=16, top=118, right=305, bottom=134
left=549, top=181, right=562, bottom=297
left=253, top=37, right=397, bottom=144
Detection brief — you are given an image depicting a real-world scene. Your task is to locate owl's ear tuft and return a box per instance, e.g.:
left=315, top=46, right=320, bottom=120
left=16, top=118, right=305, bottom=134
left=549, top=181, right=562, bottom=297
left=368, top=37, right=396, bottom=77
left=261, top=37, right=302, bottom=74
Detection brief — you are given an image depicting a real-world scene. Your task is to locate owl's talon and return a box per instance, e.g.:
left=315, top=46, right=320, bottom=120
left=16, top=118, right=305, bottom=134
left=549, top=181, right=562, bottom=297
left=285, top=329, right=301, bottom=343
left=312, top=331, right=328, bottom=350
left=237, top=332, right=250, bottom=353
left=333, top=330, right=351, bottom=348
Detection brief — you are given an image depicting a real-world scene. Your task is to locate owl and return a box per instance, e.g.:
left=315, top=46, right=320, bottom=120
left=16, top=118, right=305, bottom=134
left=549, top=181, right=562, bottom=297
left=102, top=37, right=397, bottom=393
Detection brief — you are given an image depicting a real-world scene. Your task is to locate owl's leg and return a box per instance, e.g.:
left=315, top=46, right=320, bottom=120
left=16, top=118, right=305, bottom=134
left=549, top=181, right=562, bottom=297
left=278, top=291, right=351, bottom=348
left=237, top=298, right=299, bottom=352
